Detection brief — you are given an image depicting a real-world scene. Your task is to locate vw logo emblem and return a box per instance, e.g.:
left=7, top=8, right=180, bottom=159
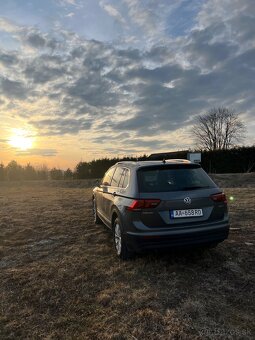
left=184, top=197, right=191, bottom=204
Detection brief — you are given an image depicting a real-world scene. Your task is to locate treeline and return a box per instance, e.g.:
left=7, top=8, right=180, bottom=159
left=202, top=146, right=255, bottom=173
left=75, top=155, right=148, bottom=179
left=150, top=146, right=255, bottom=173
left=0, top=161, right=73, bottom=181
left=0, top=156, right=148, bottom=181
left=0, top=147, right=254, bottom=181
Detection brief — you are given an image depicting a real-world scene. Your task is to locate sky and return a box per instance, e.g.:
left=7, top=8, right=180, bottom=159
left=0, top=0, right=254, bottom=169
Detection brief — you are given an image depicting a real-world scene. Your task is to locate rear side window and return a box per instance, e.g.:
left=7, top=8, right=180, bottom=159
left=138, top=166, right=216, bottom=192
left=102, top=167, right=116, bottom=186
left=111, top=167, right=124, bottom=187
left=119, top=168, right=130, bottom=188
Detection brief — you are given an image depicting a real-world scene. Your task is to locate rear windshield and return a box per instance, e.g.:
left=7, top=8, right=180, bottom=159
left=137, top=165, right=216, bottom=192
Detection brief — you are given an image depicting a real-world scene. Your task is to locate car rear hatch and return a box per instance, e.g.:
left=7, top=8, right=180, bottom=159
left=132, top=164, right=227, bottom=228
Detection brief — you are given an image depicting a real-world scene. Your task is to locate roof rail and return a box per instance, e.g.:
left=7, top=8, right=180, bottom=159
left=165, top=159, right=191, bottom=163
left=116, top=161, right=137, bottom=165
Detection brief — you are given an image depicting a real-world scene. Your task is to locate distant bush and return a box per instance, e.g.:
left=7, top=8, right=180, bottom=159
left=50, top=168, right=64, bottom=180
left=64, top=168, right=73, bottom=179
left=201, top=146, right=255, bottom=173
left=0, top=162, right=49, bottom=181
left=0, top=163, right=6, bottom=181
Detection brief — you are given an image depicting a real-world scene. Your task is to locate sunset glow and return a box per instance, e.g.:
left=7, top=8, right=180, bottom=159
left=8, top=129, right=34, bottom=151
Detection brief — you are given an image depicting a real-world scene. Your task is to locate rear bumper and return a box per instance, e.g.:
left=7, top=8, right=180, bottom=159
left=125, top=223, right=229, bottom=252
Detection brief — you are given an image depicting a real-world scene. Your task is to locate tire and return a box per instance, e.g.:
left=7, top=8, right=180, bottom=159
left=113, top=217, right=134, bottom=260
left=92, top=196, right=102, bottom=224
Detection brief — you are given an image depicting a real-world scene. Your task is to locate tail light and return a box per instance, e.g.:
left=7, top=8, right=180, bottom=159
left=210, top=192, right=227, bottom=204
left=127, top=199, right=161, bottom=211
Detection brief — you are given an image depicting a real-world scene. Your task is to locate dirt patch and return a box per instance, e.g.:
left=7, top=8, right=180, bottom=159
left=0, top=180, right=254, bottom=339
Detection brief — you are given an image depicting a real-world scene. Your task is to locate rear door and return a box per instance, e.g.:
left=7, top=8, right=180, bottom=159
left=137, top=164, right=225, bottom=228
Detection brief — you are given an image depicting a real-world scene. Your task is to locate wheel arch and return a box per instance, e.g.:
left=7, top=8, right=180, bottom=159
left=111, top=206, right=121, bottom=229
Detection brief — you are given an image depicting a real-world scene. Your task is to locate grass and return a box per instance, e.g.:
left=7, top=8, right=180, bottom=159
left=0, top=175, right=254, bottom=339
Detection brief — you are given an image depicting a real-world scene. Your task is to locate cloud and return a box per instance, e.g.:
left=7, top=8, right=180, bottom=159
left=121, top=137, right=172, bottom=149
left=0, top=78, right=28, bottom=99
left=57, top=0, right=82, bottom=10
left=0, top=17, right=18, bottom=33
left=66, top=12, right=75, bottom=18
left=22, top=30, right=60, bottom=51
left=26, top=32, right=46, bottom=48
left=99, top=1, right=126, bottom=25
left=63, top=0, right=77, bottom=5
left=67, top=76, right=119, bottom=107
left=24, top=58, right=65, bottom=84
left=196, top=0, right=255, bottom=51
left=123, top=0, right=159, bottom=36
left=184, top=25, right=238, bottom=70
left=15, top=148, right=58, bottom=157
left=58, top=0, right=78, bottom=6
left=30, top=118, right=92, bottom=135
left=0, top=51, right=18, bottom=66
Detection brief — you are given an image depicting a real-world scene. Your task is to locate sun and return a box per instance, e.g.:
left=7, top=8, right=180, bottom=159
left=8, top=128, right=34, bottom=151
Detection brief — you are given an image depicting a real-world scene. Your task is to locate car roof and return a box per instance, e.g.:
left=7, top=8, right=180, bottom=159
left=116, top=159, right=195, bottom=169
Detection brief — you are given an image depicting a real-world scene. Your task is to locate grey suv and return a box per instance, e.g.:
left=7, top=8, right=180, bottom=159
left=92, top=160, right=229, bottom=259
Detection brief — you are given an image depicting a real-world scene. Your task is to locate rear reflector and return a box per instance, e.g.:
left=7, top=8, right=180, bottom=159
left=127, top=199, right=161, bottom=211
left=210, top=192, right=227, bottom=203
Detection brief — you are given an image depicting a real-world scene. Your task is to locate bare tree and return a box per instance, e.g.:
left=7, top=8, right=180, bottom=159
left=193, top=107, right=246, bottom=151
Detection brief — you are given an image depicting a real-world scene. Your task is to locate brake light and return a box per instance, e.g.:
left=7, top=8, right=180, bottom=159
left=127, top=199, right=161, bottom=211
left=210, top=192, right=227, bottom=203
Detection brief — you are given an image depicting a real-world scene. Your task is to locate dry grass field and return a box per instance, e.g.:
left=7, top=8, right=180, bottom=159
left=0, top=174, right=254, bottom=339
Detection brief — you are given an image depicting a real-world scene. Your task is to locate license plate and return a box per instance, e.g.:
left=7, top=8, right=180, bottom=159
left=170, top=209, right=203, bottom=218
